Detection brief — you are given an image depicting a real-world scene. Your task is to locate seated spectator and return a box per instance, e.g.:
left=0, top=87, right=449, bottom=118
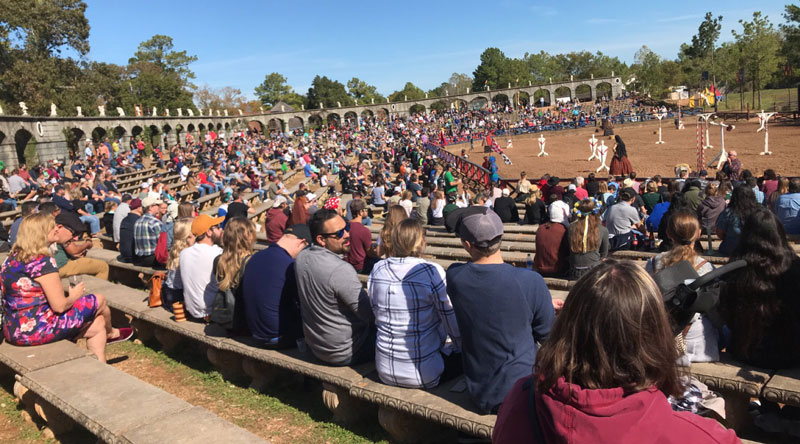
left=646, top=209, right=718, bottom=363
left=112, top=194, right=132, bottom=244
left=523, top=185, right=547, bottom=225
left=682, top=179, right=702, bottom=211
left=641, top=180, right=662, bottom=214
left=163, top=218, right=194, bottom=309
left=289, top=195, right=310, bottom=225
left=265, top=196, right=290, bottom=243
left=747, top=176, right=764, bottom=205
left=515, top=171, right=532, bottom=202
left=295, top=209, right=374, bottom=366
left=430, top=190, right=445, bottom=226
left=51, top=212, right=109, bottom=280
left=224, top=191, right=255, bottom=225
left=398, top=190, right=413, bottom=217
left=377, top=206, right=408, bottom=258
left=102, top=200, right=117, bottom=235
left=447, top=206, right=554, bottom=413
left=493, top=188, right=519, bottom=223
left=345, top=199, right=376, bottom=273
left=1, top=213, right=131, bottom=363
left=368, top=219, right=461, bottom=388
left=118, top=198, right=142, bottom=263
left=412, top=186, right=430, bottom=225
left=493, top=260, right=738, bottom=444
left=775, top=178, right=800, bottom=235
left=716, top=185, right=759, bottom=256
left=213, top=217, right=256, bottom=333
left=243, top=225, right=310, bottom=348
left=133, top=196, right=167, bottom=267
left=567, top=198, right=609, bottom=280
left=573, top=176, right=588, bottom=200
left=721, top=208, right=800, bottom=369
left=534, top=204, right=569, bottom=277
left=180, top=214, right=224, bottom=321
left=9, top=201, right=37, bottom=245
left=696, top=182, right=726, bottom=236
left=605, top=190, right=643, bottom=251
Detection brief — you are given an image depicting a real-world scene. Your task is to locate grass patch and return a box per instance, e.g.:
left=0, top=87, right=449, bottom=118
left=0, top=379, right=53, bottom=444
left=707, top=87, right=798, bottom=112
left=108, top=340, right=390, bottom=444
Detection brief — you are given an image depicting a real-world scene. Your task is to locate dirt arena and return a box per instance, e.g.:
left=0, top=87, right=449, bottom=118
left=447, top=119, right=800, bottom=179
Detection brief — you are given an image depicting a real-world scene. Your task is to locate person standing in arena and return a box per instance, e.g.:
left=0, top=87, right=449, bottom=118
left=609, top=135, right=633, bottom=176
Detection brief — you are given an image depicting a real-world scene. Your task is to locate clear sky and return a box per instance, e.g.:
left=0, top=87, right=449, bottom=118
left=83, top=0, right=788, bottom=99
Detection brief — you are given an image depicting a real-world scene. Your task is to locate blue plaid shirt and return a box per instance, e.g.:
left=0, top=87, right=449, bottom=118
left=133, top=213, right=164, bottom=256
left=367, top=257, right=461, bottom=389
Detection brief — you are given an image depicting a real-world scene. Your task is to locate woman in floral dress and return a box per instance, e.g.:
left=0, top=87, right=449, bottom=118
left=1, top=213, right=131, bottom=362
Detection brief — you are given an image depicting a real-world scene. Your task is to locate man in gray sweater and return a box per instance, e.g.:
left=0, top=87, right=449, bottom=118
left=295, top=209, right=374, bottom=365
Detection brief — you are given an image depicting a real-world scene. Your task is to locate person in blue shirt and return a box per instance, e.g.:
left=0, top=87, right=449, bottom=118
left=242, top=225, right=311, bottom=348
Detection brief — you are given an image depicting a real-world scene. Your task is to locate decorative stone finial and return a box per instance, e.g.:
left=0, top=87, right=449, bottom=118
left=98, top=105, right=105, bottom=116
left=19, top=102, right=28, bottom=116
left=116, top=107, right=125, bottom=116
left=76, top=106, right=82, bottom=117
left=50, top=103, right=57, bottom=117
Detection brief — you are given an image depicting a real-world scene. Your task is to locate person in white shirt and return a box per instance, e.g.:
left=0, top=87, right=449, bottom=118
left=179, top=214, right=224, bottom=320
left=180, top=164, right=190, bottom=182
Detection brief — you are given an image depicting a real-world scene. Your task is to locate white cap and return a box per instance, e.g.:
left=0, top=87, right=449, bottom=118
left=306, top=193, right=317, bottom=201
left=141, top=196, right=163, bottom=208
left=272, top=196, right=287, bottom=208
left=140, top=183, right=149, bottom=189
left=502, top=188, right=510, bottom=196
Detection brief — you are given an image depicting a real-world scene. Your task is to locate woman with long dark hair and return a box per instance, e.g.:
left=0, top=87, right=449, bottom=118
left=609, top=135, right=633, bottom=176
left=566, top=198, right=608, bottom=280
left=715, top=184, right=760, bottom=255
left=493, top=260, right=738, bottom=443
left=721, top=208, right=800, bottom=369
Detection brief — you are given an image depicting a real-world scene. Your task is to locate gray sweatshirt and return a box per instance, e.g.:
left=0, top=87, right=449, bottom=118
left=295, top=245, right=373, bottom=365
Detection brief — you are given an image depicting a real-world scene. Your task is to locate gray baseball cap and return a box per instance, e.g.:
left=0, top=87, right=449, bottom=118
left=455, top=206, right=504, bottom=248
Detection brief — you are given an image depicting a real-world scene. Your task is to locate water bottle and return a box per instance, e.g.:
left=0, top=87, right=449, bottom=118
left=526, top=253, right=533, bottom=270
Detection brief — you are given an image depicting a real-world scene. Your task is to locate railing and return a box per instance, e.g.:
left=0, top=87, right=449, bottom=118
left=422, top=143, right=492, bottom=188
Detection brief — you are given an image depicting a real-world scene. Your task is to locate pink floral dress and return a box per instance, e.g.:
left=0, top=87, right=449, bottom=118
left=1, top=253, right=98, bottom=346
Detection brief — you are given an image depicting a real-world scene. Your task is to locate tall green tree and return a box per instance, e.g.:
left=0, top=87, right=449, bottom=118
left=780, top=4, right=800, bottom=84
left=305, top=75, right=350, bottom=109
left=388, top=82, right=425, bottom=102
left=0, top=0, right=89, bottom=57
left=346, top=77, right=385, bottom=104
left=127, top=34, right=196, bottom=87
left=472, top=48, right=532, bottom=91
left=732, top=11, right=782, bottom=108
left=254, top=72, right=304, bottom=109
left=679, top=12, right=723, bottom=88
left=428, top=73, right=473, bottom=97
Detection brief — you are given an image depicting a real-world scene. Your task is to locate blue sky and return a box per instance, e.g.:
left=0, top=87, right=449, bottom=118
left=84, top=0, right=788, bottom=99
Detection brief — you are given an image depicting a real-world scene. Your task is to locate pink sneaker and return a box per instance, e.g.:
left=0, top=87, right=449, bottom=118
left=108, top=327, right=134, bottom=344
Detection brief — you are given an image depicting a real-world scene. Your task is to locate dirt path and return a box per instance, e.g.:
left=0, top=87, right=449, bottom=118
left=106, top=341, right=388, bottom=444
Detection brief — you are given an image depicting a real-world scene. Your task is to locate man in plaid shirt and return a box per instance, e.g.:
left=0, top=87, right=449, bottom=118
left=134, top=196, right=167, bottom=268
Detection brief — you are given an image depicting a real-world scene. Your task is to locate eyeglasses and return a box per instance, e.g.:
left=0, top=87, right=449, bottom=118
left=320, top=222, right=350, bottom=239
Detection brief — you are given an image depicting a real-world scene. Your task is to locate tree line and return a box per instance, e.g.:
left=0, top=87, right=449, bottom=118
left=1, top=1, right=798, bottom=116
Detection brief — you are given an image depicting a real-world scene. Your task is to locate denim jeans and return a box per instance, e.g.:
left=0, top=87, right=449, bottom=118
left=3, top=199, right=17, bottom=210
left=200, top=184, right=216, bottom=195
left=80, top=214, right=101, bottom=234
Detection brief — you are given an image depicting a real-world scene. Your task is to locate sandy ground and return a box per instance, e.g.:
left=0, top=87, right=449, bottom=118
left=449, top=118, right=800, bottom=179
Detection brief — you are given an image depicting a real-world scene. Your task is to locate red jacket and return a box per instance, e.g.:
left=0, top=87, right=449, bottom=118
left=493, top=376, right=741, bottom=444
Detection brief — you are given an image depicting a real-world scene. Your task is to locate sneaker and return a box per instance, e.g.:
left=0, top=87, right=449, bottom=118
left=107, top=327, right=134, bottom=344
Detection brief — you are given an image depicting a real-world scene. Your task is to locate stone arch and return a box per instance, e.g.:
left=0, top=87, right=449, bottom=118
left=533, top=89, right=551, bottom=106
left=429, top=101, right=447, bottom=114
left=267, top=118, right=284, bottom=132
left=595, top=82, right=612, bottom=100
left=326, top=113, right=341, bottom=127
left=91, top=126, right=107, bottom=142
left=513, top=91, right=530, bottom=107
left=451, top=99, right=468, bottom=111
left=208, top=122, right=214, bottom=132
left=113, top=126, right=126, bottom=140
left=63, top=127, right=85, bottom=158
left=197, top=123, right=206, bottom=134
left=469, top=96, right=488, bottom=110
left=131, top=126, right=143, bottom=142
left=492, top=94, right=510, bottom=106
left=14, top=128, right=36, bottom=165
left=148, top=124, right=161, bottom=149
left=554, top=86, right=572, bottom=101
left=360, top=109, right=374, bottom=119
left=377, top=108, right=390, bottom=119
left=308, top=114, right=323, bottom=129
left=343, top=111, right=358, bottom=125
left=215, top=123, right=222, bottom=131
left=288, top=116, right=304, bottom=130
left=173, top=124, right=183, bottom=145
left=575, top=84, right=592, bottom=102
left=409, top=104, right=426, bottom=114
left=247, top=121, right=263, bottom=134
left=162, top=123, right=172, bottom=137
left=187, top=123, right=196, bottom=133
left=224, top=122, right=230, bottom=131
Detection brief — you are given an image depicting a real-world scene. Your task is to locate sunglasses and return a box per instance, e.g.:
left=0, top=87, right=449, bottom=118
left=321, top=222, right=350, bottom=239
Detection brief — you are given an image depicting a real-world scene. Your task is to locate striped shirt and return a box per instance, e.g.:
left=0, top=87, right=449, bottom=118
left=367, top=257, right=461, bottom=388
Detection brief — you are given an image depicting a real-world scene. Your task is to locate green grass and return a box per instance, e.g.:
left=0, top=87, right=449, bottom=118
left=707, top=87, right=797, bottom=112
left=108, top=340, right=390, bottom=444
left=0, top=379, right=54, bottom=444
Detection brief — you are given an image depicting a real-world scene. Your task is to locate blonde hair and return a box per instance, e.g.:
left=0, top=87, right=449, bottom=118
left=216, top=218, right=256, bottom=291
left=379, top=206, right=409, bottom=257
left=167, top=218, right=194, bottom=271
left=525, top=185, right=542, bottom=205
left=12, top=213, right=55, bottom=263
left=391, top=219, right=426, bottom=257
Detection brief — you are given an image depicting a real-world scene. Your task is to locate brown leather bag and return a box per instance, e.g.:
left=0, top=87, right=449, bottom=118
left=149, top=272, right=166, bottom=308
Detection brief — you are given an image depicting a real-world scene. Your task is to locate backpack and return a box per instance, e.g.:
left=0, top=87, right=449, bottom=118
left=646, top=201, right=670, bottom=233
left=209, top=256, right=249, bottom=331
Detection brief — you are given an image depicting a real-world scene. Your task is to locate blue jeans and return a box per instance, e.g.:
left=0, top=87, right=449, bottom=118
left=362, top=216, right=372, bottom=226
left=104, top=196, right=121, bottom=205
left=200, top=184, right=215, bottom=196
left=3, top=199, right=17, bottom=210
left=85, top=203, right=94, bottom=214
left=80, top=215, right=101, bottom=234
left=253, top=189, right=267, bottom=200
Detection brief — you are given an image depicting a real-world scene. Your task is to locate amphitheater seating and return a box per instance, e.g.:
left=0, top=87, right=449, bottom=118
left=0, top=329, right=265, bottom=443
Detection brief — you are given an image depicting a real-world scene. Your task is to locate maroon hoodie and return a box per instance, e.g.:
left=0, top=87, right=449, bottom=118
left=493, top=376, right=740, bottom=444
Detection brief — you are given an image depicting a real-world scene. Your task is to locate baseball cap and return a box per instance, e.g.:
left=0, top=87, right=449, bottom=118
left=502, top=188, right=510, bottom=196
left=140, top=182, right=149, bottom=189
left=622, top=178, right=634, bottom=189
left=453, top=206, right=504, bottom=248
left=191, top=214, right=224, bottom=236
left=283, top=224, right=312, bottom=244
left=128, top=198, right=142, bottom=210
left=141, top=196, right=163, bottom=208
left=55, top=212, right=87, bottom=235
left=272, top=196, right=287, bottom=208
